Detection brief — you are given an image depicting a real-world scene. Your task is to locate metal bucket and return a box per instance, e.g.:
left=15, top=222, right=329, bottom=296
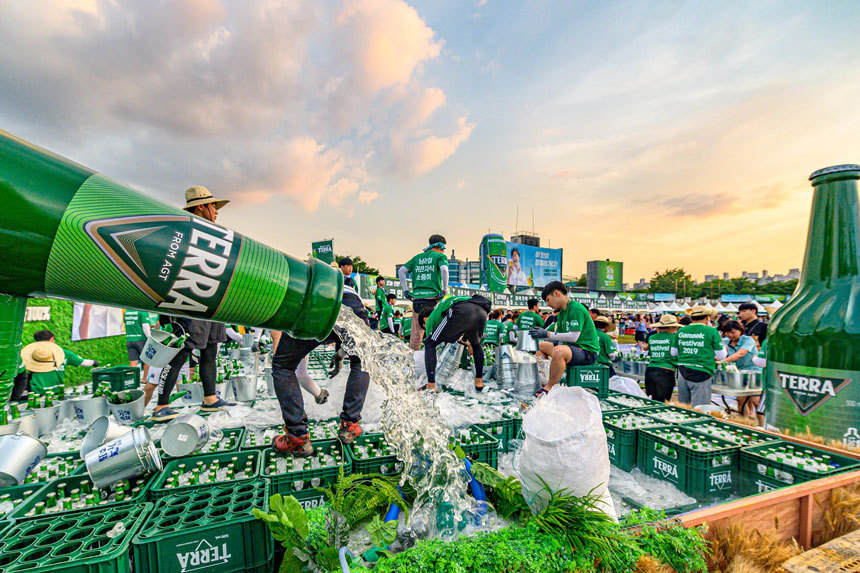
left=229, top=347, right=241, bottom=360
left=80, top=415, right=133, bottom=460
left=0, top=419, right=20, bottom=436
left=0, top=432, right=47, bottom=486
left=515, top=330, right=539, bottom=353
left=161, top=414, right=210, bottom=457
left=515, top=361, right=540, bottom=394
left=263, top=368, right=275, bottom=397
left=436, top=343, right=464, bottom=384
left=232, top=375, right=257, bottom=402
left=108, top=389, right=145, bottom=424
left=34, top=405, right=60, bottom=436
left=748, top=372, right=763, bottom=389
left=58, top=398, right=76, bottom=421
left=140, top=329, right=181, bottom=368
left=85, top=426, right=162, bottom=489
left=721, top=371, right=747, bottom=389
left=16, top=410, right=39, bottom=437
left=178, top=383, right=204, bottom=406
left=72, top=396, right=109, bottom=425
left=496, top=345, right=517, bottom=389
left=215, top=381, right=233, bottom=403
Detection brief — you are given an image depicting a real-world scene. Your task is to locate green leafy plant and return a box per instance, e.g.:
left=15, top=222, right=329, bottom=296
left=623, top=508, right=710, bottom=572
left=252, top=494, right=318, bottom=572
left=317, top=466, right=408, bottom=528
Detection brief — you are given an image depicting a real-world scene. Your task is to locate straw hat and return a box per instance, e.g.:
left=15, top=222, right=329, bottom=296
left=183, top=186, right=229, bottom=212
left=593, top=315, right=616, bottom=332
left=689, top=305, right=718, bottom=319
left=654, top=314, right=682, bottom=329
left=21, top=341, right=65, bottom=373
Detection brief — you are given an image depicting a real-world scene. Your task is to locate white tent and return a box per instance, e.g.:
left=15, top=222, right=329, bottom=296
left=667, top=302, right=683, bottom=312
left=703, top=302, right=715, bottom=310
left=765, top=299, right=783, bottom=312
left=714, top=302, right=727, bottom=312
left=724, top=303, right=739, bottom=313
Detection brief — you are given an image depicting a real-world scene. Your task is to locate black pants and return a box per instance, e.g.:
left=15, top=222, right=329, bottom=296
left=157, top=344, right=218, bottom=406
left=644, top=366, right=675, bottom=402
left=424, top=302, right=486, bottom=385
left=272, top=333, right=369, bottom=437
left=10, top=370, right=30, bottom=402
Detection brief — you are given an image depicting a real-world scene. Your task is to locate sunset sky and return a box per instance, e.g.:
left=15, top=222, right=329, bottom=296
left=2, top=1, right=859, bottom=284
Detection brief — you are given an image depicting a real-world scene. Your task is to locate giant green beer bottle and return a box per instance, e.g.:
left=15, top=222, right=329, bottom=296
left=766, top=164, right=860, bottom=447
left=0, top=130, right=343, bottom=341
left=479, top=233, right=508, bottom=293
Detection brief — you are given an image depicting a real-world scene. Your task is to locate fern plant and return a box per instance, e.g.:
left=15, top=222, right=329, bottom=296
left=316, top=466, right=409, bottom=528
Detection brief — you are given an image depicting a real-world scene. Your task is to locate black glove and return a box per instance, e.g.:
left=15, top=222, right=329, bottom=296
left=92, top=361, right=99, bottom=367
left=403, top=290, right=413, bottom=301
left=529, top=328, right=549, bottom=340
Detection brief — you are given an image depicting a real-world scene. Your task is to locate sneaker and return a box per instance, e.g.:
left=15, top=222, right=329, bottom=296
left=315, top=388, right=330, bottom=405
left=338, top=420, right=363, bottom=444
left=273, top=431, right=314, bottom=457
left=151, top=407, right=180, bottom=422
left=199, top=398, right=236, bottom=413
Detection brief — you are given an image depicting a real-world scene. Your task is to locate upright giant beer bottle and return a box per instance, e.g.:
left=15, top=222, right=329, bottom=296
left=766, top=164, right=860, bottom=447
left=0, top=130, right=343, bottom=342
left=479, top=233, right=508, bottom=293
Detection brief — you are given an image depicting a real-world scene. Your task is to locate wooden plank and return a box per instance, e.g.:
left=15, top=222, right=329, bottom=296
left=798, top=494, right=813, bottom=549
left=783, top=529, right=860, bottom=572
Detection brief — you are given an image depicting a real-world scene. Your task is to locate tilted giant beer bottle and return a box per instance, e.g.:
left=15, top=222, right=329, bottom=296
left=766, top=164, right=860, bottom=446
left=0, top=130, right=343, bottom=346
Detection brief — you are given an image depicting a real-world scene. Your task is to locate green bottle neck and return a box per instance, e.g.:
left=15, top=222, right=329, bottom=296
left=797, top=172, right=860, bottom=291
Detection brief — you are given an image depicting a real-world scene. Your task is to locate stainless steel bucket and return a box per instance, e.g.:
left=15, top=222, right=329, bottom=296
left=0, top=419, right=21, bottom=436
left=515, top=361, right=540, bottom=394
left=108, top=389, right=145, bottom=424
left=58, top=398, right=75, bottom=421
left=748, top=372, right=763, bottom=389
left=215, top=381, right=233, bottom=403
left=72, top=396, right=109, bottom=425
left=34, top=405, right=60, bottom=436
left=496, top=345, right=517, bottom=389
left=178, top=383, right=204, bottom=406
left=264, top=368, right=275, bottom=397
left=436, top=343, right=464, bottom=384
left=161, top=414, right=210, bottom=457
left=721, top=371, right=748, bottom=389
left=0, top=432, right=47, bottom=486
left=515, top=330, right=539, bottom=353
left=232, top=375, right=257, bottom=402
left=85, top=426, right=162, bottom=489
left=16, top=410, right=39, bottom=437
left=80, top=415, right=133, bottom=460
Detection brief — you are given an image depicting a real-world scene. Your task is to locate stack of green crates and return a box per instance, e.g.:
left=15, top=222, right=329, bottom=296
left=344, top=433, right=403, bottom=477
left=739, top=441, right=860, bottom=496
left=262, top=439, right=347, bottom=510
left=0, top=484, right=41, bottom=520
left=150, top=450, right=261, bottom=499
left=603, top=410, right=673, bottom=472
left=10, top=473, right=153, bottom=520
left=641, top=404, right=711, bottom=426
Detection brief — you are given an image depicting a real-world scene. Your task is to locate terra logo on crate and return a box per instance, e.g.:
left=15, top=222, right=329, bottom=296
left=176, top=537, right=232, bottom=572
left=709, top=471, right=732, bottom=490
left=654, top=458, right=678, bottom=480
left=579, top=370, right=601, bottom=383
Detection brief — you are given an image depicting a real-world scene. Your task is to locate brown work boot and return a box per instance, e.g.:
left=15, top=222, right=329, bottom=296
left=272, top=429, right=314, bottom=458
left=338, top=420, right=363, bottom=444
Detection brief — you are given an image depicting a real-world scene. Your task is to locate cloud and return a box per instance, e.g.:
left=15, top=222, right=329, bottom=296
left=0, top=0, right=467, bottom=211
left=391, top=116, right=475, bottom=176
left=457, top=179, right=465, bottom=189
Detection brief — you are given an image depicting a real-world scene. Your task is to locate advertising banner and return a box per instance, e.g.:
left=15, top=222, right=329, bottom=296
left=721, top=294, right=753, bottom=303
left=506, top=243, right=563, bottom=288
left=72, top=302, right=124, bottom=341
left=586, top=260, right=623, bottom=292
left=311, top=239, right=335, bottom=264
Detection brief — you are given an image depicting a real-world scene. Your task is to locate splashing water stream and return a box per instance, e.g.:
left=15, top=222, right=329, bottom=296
left=334, top=307, right=475, bottom=539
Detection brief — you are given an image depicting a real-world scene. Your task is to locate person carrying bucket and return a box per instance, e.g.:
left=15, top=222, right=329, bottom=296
left=417, top=294, right=491, bottom=393
left=270, top=281, right=371, bottom=456
left=149, top=186, right=235, bottom=422
left=21, top=330, right=99, bottom=395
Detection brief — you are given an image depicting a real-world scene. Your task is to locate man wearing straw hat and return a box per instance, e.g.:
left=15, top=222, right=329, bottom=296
left=670, top=305, right=727, bottom=407
left=644, top=314, right=682, bottom=402
left=21, top=330, right=99, bottom=395
left=148, top=186, right=234, bottom=422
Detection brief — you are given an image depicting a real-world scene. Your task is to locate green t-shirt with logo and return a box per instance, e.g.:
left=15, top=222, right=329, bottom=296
left=483, top=320, right=503, bottom=345
left=401, top=317, right=412, bottom=338
left=423, top=296, right=470, bottom=339
left=404, top=251, right=448, bottom=299
left=123, top=309, right=152, bottom=342
left=515, top=311, right=543, bottom=330
left=375, top=284, right=387, bottom=313
left=379, top=302, right=395, bottom=332
left=30, top=348, right=84, bottom=394
left=647, top=331, right=677, bottom=370
left=555, top=300, right=600, bottom=354
left=596, top=330, right=615, bottom=366
left=672, top=322, right=724, bottom=376
left=502, top=321, right=515, bottom=344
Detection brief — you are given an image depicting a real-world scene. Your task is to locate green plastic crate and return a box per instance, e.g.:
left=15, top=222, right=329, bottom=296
left=289, top=487, right=331, bottom=512
left=132, top=480, right=272, bottom=573
left=603, top=410, right=674, bottom=472
left=344, top=433, right=403, bottom=476
left=149, top=450, right=261, bottom=499
left=638, top=426, right=739, bottom=501
left=606, top=394, right=667, bottom=411
left=738, top=441, right=860, bottom=497
left=0, top=483, right=44, bottom=519
left=599, top=399, right=631, bottom=415
left=158, top=427, right=244, bottom=459
left=262, top=439, right=347, bottom=497
left=686, top=419, right=782, bottom=449
left=641, top=404, right=712, bottom=426
left=0, top=502, right=151, bottom=573
left=475, top=418, right=517, bottom=452
left=10, top=473, right=153, bottom=521
left=91, top=366, right=140, bottom=394
left=451, top=426, right=499, bottom=469
left=562, top=364, right=610, bottom=398
left=22, top=452, right=86, bottom=486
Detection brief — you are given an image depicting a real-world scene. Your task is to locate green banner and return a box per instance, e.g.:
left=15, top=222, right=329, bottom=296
left=587, top=260, right=623, bottom=292
left=311, top=239, right=334, bottom=264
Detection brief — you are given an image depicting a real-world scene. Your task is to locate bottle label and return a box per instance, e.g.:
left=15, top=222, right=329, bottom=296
left=769, top=361, right=853, bottom=415
left=44, top=174, right=289, bottom=325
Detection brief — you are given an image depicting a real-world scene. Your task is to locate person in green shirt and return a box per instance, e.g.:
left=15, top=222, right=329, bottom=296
left=515, top=299, right=544, bottom=332
left=418, top=294, right=491, bottom=392
left=400, top=315, right=412, bottom=341
left=21, top=330, right=98, bottom=395
left=528, top=281, right=599, bottom=397
left=670, top=306, right=727, bottom=407
left=393, top=312, right=403, bottom=337
left=379, top=293, right=398, bottom=334
left=593, top=315, right=619, bottom=375
left=374, top=276, right=387, bottom=318
left=500, top=316, right=516, bottom=345
left=644, top=314, right=681, bottom=402
left=482, top=309, right=504, bottom=346
left=398, top=234, right=449, bottom=350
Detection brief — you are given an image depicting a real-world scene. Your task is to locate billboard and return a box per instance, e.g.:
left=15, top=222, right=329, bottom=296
left=506, top=243, right=563, bottom=288
left=586, top=260, right=623, bottom=292
left=311, top=239, right=335, bottom=264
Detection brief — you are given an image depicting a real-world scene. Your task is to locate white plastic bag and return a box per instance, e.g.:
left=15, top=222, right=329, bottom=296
left=515, top=386, right=616, bottom=520
left=608, top=375, right=647, bottom=398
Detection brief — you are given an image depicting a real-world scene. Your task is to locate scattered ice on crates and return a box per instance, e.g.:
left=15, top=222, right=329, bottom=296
left=608, top=466, right=696, bottom=510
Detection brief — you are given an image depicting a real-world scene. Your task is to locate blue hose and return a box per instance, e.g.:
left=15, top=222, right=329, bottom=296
left=339, top=547, right=354, bottom=573
left=462, top=458, right=488, bottom=510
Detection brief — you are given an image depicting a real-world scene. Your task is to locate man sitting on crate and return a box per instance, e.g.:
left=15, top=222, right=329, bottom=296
left=527, top=281, right=599, bottom=399
left=270, top=281, right=371, bottom=457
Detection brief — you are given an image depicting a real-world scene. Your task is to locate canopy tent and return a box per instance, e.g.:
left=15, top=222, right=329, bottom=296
left=723, top=303, right=739, bottom=313
left=764, top=299, right=783, bottom=312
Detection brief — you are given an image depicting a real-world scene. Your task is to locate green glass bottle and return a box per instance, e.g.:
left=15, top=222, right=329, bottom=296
left=766, top=164, right=860, bottom=445
left=0, top=130, right=343, bottom=341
